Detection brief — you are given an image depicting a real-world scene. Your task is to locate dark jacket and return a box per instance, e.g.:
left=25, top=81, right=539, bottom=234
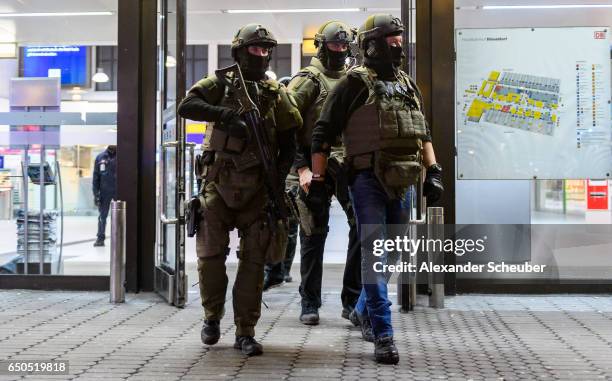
left=93, top=148, right=117, bottom=200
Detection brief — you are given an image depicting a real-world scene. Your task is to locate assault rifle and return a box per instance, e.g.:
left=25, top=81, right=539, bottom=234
left=215, top=64, right=289, bottom=230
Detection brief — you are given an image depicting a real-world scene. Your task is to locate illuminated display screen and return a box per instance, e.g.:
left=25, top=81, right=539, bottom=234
left=21, top=46, right=89, bottom=87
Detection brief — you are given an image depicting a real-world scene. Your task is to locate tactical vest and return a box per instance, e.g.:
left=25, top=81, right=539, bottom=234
left=204, top=79, right=281, bottom=208
left=343, top=66, right=428, bottom=199
left=293, top=62, right=343, bottom=149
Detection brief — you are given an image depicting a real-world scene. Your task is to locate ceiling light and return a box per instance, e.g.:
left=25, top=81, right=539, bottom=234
left=92, top=68, right=109, bottom=83
left=0, top=11, right=113, bottom=18
left=0, top=43, right=16, bottom=58
left=225, top=8, right=362, bottom=14
left=482, top=4, right=612, bottom=10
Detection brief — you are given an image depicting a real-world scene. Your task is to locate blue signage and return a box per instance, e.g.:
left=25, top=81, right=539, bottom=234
left=0, top=156, right=4, bottom=169
left=22, top=46, right=89, bottom=87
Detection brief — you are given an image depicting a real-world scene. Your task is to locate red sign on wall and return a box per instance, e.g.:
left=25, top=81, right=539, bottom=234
left=594, top=31, right=606, bottom=40
left=587, top=180, right=609, bottom=210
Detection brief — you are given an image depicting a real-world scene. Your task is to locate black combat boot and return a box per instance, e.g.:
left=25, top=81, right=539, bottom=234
left=201, top=320, right=220, bottom=345
left=348, top=309, right=360, bottom=326
left=263, top=273, right=284, bottom=291
left=341, top=305, right=354, bottom=320
left=374, top=336, right=399, bottom=365
left=299, top=304, right=320, bottom=325
left=234, top=336, right=263, bottom=356
left=348, top=310, right=374, bottom=342
left=93, top=238, right=104, bottom=247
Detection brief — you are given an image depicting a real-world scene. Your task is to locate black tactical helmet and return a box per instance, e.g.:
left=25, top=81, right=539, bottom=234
left=314, top=21, right=355, bottom=71
left=357, top=14, right=404, bottom=52
left=231, top=23, right=278, bottom=60
left=314, top=20, right=354, bottom=48
left=357, top=14, right=405, bottom=72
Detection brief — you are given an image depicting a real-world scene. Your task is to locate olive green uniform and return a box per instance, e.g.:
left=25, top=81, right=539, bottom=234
left=287, top=57, right=362, bottom=311
left=289, top=56, right=346, bottom=237
left=187, top=75, right=301, bottom=337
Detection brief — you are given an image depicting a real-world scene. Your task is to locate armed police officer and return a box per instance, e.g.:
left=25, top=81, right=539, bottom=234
left=263, top=76, right=298, bottom=290
left=92, top=145, right=117, bottom=247
left=308, top=15, right=444, bottom=364
left=284, top=21, right=362, bottom=325
left=177, top=24, right=302, bottom=356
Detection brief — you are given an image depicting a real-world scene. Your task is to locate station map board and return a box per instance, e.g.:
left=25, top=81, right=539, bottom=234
left=456, top=27, right=612, bottom=179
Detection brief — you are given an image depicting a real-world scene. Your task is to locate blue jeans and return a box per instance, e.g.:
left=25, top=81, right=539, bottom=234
left=350, top=170, right=410, bottom=339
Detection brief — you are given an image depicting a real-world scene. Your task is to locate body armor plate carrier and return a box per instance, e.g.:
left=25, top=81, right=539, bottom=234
left=343, top=66, right=428, bottom=200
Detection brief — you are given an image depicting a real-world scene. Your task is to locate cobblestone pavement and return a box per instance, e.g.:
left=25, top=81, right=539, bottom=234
left=1, top=267, right=612, bottom=380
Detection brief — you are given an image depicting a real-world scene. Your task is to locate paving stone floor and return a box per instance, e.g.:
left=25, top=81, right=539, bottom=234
left=1, top=266, right=612, bottom=380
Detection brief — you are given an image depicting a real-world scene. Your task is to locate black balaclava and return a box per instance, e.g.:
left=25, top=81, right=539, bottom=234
left=363, top=33, right=405, bottom=80
left=236, top=45, right=271, bottom=81
left=318, top=45, right=348, bottom=71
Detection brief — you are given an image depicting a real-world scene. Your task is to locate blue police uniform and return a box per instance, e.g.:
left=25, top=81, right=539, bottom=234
left=92, top=147, right=117, bottom=243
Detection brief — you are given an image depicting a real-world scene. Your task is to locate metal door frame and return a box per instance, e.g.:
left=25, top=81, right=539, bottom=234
left=155, top=0, right=187, bottom=307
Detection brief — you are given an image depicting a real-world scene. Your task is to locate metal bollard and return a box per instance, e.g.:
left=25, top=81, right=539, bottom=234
left=408, top=222, right=418, bottom=310
left=110, top=200, right=126, bottom=303
left=427, top=207, right=444, bottom=308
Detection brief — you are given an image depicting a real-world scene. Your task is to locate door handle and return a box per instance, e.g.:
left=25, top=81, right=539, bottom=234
left=160, top=214, right=178, bottom=225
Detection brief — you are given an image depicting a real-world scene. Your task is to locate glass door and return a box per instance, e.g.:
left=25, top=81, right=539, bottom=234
left=155, top=0, right=187, bottom=307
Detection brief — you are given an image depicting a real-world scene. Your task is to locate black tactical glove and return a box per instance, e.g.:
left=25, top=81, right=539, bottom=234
left=217, top=108, right=249, bottom=140
left=424, top=163, right=444, bottom=205
left=304, top=180, right=329, bottom=217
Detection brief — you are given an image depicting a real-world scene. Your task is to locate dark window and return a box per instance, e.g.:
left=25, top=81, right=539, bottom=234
left=269, top=44, right=292, bottom=79
left=95, top=46, right=118, bottom=91
left=185, top=44, right=208, bottom=89
left=217, top=45, right=233, bottom=70
left=218, top=44, right=293, bottom=79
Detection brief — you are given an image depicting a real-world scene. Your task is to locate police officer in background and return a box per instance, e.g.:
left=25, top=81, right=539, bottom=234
left=308, top=15, right=444, bottom=364
left=263, top=77, right=298, bottom=290
left=92, top=145, right=117, bottom=247
left=177, top=24, right=302, bottom=356
left=285, top=21, right=362, bottom=325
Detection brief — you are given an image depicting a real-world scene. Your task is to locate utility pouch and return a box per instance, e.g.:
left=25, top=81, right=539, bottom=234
left=209, top=128, right=247, bottom=155
left=285, top=189, right=299, bottom=223
left=373, top=150, right=421, bottom=200
left=215, top=165, right=263, bottom=209
left=196, top=151, right=215, bottom=182
left=264, top=220, right=289, bottom=264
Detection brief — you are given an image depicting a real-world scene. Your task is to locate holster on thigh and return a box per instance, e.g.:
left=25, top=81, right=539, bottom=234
left=296, top=193, right=329, bottom=236
left=239, top=218, right=287, bottom=265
